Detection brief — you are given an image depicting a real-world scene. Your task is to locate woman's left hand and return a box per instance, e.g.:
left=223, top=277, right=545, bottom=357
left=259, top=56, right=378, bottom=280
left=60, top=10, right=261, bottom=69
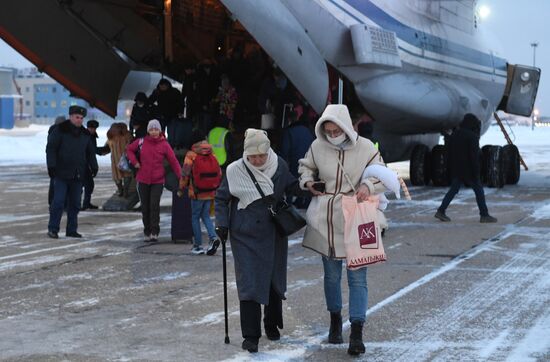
left=356, top=184, right=370, bottom=202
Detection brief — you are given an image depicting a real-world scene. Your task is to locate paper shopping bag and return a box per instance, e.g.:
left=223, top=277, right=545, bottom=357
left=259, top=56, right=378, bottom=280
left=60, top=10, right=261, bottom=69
left=342, top=195, right=386, bottom=270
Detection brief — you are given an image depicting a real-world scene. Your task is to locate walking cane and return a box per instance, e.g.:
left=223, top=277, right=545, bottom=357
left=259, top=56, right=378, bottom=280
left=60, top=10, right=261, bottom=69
left=217, top=227, right=230, bottom=344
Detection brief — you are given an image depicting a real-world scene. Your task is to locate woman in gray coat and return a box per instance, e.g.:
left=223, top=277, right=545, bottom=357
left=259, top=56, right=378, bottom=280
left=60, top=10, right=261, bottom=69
left=215, top=128, right=300, bottom=353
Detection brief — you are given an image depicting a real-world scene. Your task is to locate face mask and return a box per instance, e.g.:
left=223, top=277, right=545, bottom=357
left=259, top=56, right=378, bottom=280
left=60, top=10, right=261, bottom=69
left=327, top=133, right=347, bottom=146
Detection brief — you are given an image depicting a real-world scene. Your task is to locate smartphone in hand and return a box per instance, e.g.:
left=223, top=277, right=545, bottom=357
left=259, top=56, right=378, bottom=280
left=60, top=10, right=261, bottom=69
left=312, top=181, right=326, bottom=193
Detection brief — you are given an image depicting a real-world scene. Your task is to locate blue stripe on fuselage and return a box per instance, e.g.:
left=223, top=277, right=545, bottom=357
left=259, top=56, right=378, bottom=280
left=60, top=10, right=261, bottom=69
left=331, top=0, right=508, bottom=73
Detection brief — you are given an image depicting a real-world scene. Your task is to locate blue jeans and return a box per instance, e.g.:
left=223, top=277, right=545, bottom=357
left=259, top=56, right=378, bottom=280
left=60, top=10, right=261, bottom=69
left=48, top=177, right=82, bottom=234
left=191, top=199, right=216, bottom=247
left=322, top=256, right=368, bottom=323
left=438, top=177, right=489, bottom=216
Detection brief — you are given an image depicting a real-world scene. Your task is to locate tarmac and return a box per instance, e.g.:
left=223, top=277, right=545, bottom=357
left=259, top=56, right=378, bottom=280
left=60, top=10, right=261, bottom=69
left=0, top=147, right=549, bottom=361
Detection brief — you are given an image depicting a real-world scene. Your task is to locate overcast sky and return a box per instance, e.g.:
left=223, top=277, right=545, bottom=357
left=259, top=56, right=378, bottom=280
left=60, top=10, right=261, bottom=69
left=0, top=1, right=547, bottom=113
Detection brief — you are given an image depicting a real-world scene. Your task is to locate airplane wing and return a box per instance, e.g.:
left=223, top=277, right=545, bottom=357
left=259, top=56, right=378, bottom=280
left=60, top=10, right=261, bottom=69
left=0, top=0, right=161, bottom=117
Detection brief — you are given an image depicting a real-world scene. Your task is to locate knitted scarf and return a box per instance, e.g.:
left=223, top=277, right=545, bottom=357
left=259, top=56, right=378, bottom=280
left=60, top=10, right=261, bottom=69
left=226, top=148, right=279, bottom=209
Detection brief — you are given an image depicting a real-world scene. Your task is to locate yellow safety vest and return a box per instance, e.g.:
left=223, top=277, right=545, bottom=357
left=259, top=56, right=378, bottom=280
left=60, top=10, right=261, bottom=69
left=208, top=127, right=229, bottom=166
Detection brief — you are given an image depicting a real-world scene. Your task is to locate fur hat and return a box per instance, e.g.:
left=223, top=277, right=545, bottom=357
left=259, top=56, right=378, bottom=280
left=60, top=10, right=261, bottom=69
left=87, top=120, right=99, bottom=128
left=147, top=119, right=162, bottom=132
left=69, top=105, right=87, bottom=117
left=243, top=128, right=270, bottom=156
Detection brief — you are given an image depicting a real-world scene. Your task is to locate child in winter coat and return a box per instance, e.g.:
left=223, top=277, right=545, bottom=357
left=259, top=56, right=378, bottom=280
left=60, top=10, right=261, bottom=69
left=127, top=119, right=181, bottom=242
left=179, top=131, right=222, bottom=255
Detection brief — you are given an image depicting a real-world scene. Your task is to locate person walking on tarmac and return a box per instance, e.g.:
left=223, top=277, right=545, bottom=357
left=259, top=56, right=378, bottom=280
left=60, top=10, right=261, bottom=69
left=46, top=106, right=98, bottom=239
left=127, top=120, right=181, bottom=242
left=215, top=129, right=301, bottom=353
left=435, top=113, right=497, bottom=223
left=179, top=131, right=222, bottom=255
left=298, top=104, right=389, bottom=356
left=81, top=119, right=101, bottom=210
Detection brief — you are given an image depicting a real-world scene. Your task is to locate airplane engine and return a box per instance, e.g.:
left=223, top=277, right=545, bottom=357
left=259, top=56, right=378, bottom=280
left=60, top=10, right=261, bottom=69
left=354, top=72, right=494, bottom=136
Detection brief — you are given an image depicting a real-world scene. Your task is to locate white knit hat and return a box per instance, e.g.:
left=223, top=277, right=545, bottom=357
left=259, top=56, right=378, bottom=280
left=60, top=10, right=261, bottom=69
left=243, top=128, right=270, bottom=156
left=147, top=119, right=161, bottom=132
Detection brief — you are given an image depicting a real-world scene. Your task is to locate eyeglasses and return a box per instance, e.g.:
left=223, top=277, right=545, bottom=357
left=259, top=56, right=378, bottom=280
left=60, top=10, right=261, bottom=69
left=324, top=128, right=343, bottom=137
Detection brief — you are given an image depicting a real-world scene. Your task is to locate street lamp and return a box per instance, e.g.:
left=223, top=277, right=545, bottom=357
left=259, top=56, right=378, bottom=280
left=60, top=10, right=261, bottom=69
left=530, top=42, right=539, bottom=130
left=531, top=42, right=539, bottom=68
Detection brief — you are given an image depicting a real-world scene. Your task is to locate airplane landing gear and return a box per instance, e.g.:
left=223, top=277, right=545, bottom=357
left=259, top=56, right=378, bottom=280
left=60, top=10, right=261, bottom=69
left=430, top=145, right=450, bottom=186
left=410, top=145, right=431, bottom=186
left=410, top=143, right=520, bottom=188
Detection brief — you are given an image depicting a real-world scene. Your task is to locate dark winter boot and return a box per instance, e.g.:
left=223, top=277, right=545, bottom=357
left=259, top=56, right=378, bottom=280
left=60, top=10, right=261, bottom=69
left=434, top=210, right=451, bottom=222
left=242, top=338, right=259, bottom=353
left=264, top=325, right=280, bottom=341
left=123, top=177, right=132, bottom=198
left=328, top=311, right=343, bottom=344
left=115, top=181, right=123, bottom=197
left=347, top=321, right=365, bottom=356
left=480, top=215, right=498, bottom=223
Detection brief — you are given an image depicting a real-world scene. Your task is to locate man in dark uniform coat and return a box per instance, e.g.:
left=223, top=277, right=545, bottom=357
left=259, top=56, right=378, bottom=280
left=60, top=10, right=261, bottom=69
left=81, top=119, right=100, bottom=210
left=435, top=113, right=497, bottom=223
left=46, top=106, right=98, bottom=238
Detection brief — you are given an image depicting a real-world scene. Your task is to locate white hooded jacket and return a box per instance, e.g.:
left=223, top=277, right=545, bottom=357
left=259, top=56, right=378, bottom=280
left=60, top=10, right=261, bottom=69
left=298, top=104, right=387, bottom=258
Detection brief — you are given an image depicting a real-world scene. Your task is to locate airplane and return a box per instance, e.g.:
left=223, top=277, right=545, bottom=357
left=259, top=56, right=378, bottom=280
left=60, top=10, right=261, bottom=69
left=0, top=0, right=540, bottom=187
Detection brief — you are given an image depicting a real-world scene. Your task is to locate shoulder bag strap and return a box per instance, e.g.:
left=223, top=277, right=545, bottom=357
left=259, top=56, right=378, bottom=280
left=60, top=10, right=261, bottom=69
left=242, top=160, right=266, bottom=198
left=336, top=156, right=356, bottom=193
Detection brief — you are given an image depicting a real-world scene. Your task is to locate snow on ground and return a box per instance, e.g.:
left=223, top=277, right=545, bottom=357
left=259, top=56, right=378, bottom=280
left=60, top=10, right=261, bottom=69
left=0, top=124, right=110, bottom=166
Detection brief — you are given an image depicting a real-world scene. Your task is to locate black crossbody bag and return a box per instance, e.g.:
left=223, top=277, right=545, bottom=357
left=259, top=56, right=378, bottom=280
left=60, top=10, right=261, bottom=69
left=243, top=161, right=306, bottom=236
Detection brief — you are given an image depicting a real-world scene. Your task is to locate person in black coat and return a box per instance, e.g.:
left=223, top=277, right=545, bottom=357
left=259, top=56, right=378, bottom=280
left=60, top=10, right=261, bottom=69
left=129, top=92, right=154, bottom=139
left=46, top=106, right=98, bottom=238
left=47, top=116, right=68, bottom=207
left=148, top=79, right=184, bottom=146
left=81, top=120, right=101, bottom=210
left=435, top=113, right=497, bottom=223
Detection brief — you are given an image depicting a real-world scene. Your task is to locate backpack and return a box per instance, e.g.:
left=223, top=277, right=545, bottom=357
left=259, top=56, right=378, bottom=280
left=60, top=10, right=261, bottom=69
left=192, top=153, right=222, bottom=192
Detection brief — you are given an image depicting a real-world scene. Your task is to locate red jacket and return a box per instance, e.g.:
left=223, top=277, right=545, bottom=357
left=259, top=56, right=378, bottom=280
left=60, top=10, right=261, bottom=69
left=126, top=135, right=181, bottom=185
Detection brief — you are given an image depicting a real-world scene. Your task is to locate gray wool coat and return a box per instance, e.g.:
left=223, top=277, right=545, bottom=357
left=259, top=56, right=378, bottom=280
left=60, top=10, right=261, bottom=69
left=215, top=157, right=299, bottom=305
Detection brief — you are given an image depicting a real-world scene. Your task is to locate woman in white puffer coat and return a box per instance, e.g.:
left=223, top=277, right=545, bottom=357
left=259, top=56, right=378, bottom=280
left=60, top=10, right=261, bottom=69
left=298, top=104, right=390, bottom=356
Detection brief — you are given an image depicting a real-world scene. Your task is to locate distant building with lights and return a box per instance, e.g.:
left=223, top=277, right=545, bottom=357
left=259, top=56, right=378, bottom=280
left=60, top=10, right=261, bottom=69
left=13, top=67, right=132, bottom=125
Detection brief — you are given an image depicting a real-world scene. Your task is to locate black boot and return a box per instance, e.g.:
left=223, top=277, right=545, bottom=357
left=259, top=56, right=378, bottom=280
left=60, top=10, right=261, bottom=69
left=241, top=338, right=259, bottom=353
left=328, top=311, right=343, bottom=344
left=264, top=325, right=280, bottom=341
left=347, top=321, right=365, bottom=356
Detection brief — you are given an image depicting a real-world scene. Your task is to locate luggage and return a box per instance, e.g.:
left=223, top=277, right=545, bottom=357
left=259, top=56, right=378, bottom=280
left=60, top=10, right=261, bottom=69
left=171, top=189, right=193, bottom=242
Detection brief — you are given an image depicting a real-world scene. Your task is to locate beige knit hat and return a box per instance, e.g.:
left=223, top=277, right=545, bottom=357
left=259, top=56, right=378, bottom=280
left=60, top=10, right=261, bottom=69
left=243, top=128, right=270, bottom=156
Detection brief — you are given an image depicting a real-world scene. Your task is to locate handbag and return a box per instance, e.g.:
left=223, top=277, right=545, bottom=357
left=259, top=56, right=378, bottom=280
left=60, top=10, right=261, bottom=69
left=243, top=161, right=306, bottom=236
left=118, top=138, right=144, bottom=172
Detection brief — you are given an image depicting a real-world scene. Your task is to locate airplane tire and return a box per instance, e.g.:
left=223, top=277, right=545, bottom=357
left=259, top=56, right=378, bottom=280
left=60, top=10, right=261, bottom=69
left=485, top=145, right=505, bottom=188
left=480, top=145, right=492, bottom=184
left=431, top=145, right=450, bottom=186
left=410, top=144, right=431, bottom=186
left=502, top=144, right=520, bottom=184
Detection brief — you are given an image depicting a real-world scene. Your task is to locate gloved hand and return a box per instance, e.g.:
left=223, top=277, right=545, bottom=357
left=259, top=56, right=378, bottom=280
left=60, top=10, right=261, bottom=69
left=48, top=168, right=55, bottom=178
left=215, top=226, right=229, bottom=241
left=91, top=168, right=98, bottom=178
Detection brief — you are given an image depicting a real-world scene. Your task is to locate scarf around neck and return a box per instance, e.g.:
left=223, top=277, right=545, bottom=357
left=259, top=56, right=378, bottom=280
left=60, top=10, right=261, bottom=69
left=226, top=148, right=279, bottom=209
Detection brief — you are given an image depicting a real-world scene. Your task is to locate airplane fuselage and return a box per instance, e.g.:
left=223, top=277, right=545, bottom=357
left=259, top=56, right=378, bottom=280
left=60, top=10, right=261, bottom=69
left=223, top=0, right=509, bottom=161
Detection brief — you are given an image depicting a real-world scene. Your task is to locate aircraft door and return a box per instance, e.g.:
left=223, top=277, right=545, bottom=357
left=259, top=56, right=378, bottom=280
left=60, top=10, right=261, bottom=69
left=497, top=64, right=541, bottom=116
